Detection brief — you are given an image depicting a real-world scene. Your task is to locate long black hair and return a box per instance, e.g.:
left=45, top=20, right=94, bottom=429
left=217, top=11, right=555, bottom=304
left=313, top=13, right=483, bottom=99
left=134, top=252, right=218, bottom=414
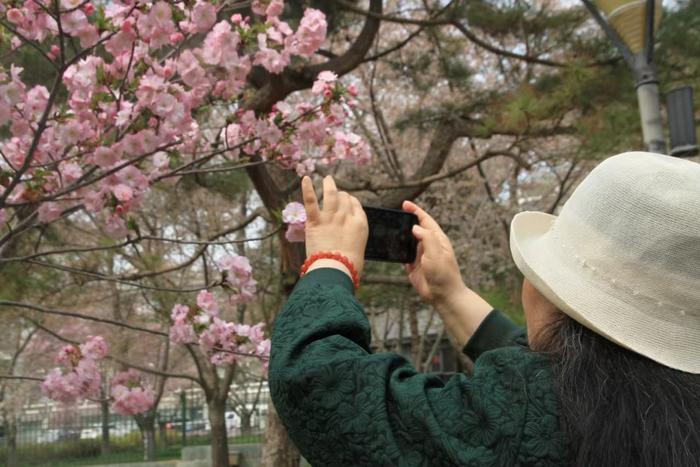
left=537, top=314, right=700, bottom=467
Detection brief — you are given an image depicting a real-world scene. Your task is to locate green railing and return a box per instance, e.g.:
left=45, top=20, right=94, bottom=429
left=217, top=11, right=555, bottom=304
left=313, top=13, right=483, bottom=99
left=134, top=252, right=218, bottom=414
left=0, top=389, right=266, bottom=466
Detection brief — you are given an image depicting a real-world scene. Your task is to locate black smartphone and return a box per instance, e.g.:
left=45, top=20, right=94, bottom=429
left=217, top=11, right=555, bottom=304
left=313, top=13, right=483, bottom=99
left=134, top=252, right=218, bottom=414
left=362, top=205, right=419, bottom=263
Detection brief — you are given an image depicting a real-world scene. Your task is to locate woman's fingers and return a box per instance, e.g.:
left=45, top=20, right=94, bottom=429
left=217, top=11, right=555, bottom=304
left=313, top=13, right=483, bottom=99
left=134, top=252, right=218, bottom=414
left=402, top=200, right=442, bottom=232
left=349, top=195, right=362, bottom=218
left=301, top=176, right=320, bottom=223
left=322, top=176, right=338, bottom=213
left=405, top=240, right=424, bottom=272
left=302, top=175, right=362, bottom=222
left=413, top=224, right=440, bottom=256
left=338, top=191, right=351, bottom=216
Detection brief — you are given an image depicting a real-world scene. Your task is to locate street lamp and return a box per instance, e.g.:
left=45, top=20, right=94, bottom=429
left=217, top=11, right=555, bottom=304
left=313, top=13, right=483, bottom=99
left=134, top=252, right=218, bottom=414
left=582, top=0, right=698, bottom=156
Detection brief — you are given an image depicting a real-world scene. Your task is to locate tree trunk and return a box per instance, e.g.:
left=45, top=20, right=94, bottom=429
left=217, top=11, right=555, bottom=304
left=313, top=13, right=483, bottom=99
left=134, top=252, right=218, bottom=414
left=100, top=397, right=110, bottom=455
left=4, top=411, right=18, bottom=467
left=261, top=401, right=300, bottom=467
left=142, top=426, right=157, bottom=461
left=158, top=419, right=168, bottom=447
left=208, top=397, right=229, bottom=467
left=240, top=412, right=252, bottom=436
left=135, top=415, right=157, bottom=461
left=408, top=300, right=421, bottom=367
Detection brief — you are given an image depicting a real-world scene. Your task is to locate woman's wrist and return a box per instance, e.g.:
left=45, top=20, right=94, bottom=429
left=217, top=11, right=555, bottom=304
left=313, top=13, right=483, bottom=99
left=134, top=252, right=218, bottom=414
left=305, top=258, right=353, bottom=278
left=434, top=284, right=494, bottom=349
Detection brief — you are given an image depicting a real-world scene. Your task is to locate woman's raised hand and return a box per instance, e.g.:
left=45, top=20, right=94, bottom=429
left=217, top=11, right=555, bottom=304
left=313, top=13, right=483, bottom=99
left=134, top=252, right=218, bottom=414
left=402, top=200, right=466, bottom=306
left=301, top=175, right=368, bottom=276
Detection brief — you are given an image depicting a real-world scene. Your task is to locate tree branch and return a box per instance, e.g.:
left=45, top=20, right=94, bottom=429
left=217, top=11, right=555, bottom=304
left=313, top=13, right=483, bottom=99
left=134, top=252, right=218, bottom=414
left=26, top=318, right=198, bottom=383
left=1, top=300, right=169, bottom=337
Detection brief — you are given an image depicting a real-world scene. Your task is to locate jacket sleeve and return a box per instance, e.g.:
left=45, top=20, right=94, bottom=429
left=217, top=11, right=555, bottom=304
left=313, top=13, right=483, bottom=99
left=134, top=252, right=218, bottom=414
left=462, top=309, right=528, bottom=361
left=269, top=268, right=556, bottom=467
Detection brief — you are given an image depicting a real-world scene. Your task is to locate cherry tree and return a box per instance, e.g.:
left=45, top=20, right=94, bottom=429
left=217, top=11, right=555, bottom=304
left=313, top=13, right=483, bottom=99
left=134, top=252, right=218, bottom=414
left=0, top=0, right=373, bottom=465
left=0, top=0, right=651, bottom=465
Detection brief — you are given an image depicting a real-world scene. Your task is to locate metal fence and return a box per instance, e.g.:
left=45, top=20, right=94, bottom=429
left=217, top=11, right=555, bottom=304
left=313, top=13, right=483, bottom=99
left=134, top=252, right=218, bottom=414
left=0, top=387, right=267, bottom=466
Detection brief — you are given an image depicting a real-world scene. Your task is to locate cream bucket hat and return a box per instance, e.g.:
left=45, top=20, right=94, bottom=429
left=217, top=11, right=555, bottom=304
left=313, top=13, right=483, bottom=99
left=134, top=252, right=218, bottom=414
left=510, top=151, right=700, bottom=374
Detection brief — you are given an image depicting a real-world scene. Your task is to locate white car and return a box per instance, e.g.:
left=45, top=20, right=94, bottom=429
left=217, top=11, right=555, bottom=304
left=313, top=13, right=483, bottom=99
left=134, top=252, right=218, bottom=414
left=226, top=412, right=240, bottom=431
left=36, top=429, right=60, bottom=444
left=80, top=427, right=101, bottom=440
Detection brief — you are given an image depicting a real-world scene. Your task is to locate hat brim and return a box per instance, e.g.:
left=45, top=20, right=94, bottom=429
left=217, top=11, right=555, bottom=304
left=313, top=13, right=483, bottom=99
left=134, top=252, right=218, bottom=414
left=510, top=211, right=700, bottom=374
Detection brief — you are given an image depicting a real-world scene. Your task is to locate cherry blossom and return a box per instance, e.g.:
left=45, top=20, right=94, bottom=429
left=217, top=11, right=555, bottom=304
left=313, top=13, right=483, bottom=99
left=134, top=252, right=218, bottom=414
left=110, top=369, right=155, bottom=416
left=282, top=202, right=307, bottom=243
left=169, top=304, right=198, bottom=344
left=196, top=290, right=220, bottom=316
left=168, top=284, right=270, bottom=366
left=285, top=222, right=306, bottom=243
left=7, top=0, right=362, bottom=405
left=0, top=1, right=367, bottom=241
left=80, top=336, right=108, bottom=360
left=42, top=337, right=107, bottom=404
left=282, top=202, right=307, bottom=224
left=217, top=254, right=257, bottom=304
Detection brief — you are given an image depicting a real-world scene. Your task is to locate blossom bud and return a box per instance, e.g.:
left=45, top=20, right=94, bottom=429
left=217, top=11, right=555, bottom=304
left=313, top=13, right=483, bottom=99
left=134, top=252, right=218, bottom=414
left=82, top=3, right=95, bottom=15
left=195, top=314, right=212, bottom=326
left=231, top=14, right=243, bottom=24
left=178, top=21, right=192, bottom=34
left=170, top=32, right=184, bottom=45
left=121, top=19, right=134, bottom=33
left=347, top=84, right=359, bottom=97
left=7, top=9, right=23, bottom=25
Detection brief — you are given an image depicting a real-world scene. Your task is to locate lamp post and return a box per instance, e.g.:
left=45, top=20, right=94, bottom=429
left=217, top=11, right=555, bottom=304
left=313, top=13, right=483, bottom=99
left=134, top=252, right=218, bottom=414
left=582, top=0, right=666, bottom=153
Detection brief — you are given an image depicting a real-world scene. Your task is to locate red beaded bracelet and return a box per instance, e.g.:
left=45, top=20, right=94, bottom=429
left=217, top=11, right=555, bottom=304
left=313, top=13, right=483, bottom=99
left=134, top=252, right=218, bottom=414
left=300, top=251, right=360, bottom=289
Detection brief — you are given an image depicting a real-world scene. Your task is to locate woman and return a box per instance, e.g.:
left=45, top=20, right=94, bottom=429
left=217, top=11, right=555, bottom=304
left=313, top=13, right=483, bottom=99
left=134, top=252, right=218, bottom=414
left=269, top=151, right=700, bottom=466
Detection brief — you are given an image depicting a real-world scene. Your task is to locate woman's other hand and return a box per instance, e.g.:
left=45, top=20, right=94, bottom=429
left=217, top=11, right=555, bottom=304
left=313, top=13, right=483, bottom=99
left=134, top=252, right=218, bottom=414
left=402, top=200, right=465, bottom=306
left=402, top=200, right=494, bottom=349
left=301, top=175, right=368, bottom=276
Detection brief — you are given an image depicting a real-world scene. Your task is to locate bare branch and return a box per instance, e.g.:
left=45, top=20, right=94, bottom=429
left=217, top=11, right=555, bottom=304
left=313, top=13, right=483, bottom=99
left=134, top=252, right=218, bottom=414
left=0, top=300, right=168, bottom=338
left=0, top=375, right=43, bottom=382
left=27, top=318, right=199, bottom=383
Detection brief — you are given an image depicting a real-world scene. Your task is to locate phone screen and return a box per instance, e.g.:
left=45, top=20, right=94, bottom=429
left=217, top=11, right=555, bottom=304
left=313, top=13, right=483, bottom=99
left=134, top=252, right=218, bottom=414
left=362, top=206, right=419, bottom=263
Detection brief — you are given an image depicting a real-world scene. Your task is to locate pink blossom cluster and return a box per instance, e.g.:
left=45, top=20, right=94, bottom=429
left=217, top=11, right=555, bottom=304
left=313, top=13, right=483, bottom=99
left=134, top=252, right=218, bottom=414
left=110, top=369, right=155, bottom=416
left=0, top=2, right=368, bottom=238
left=199, top=320, right=269, bottom=366
left=221, top=71, right=371, bottom=178
left=217, top=254, right=258, bottom=305
left=169, top=288, right=270, bottom=367
left=41, top=336, right=107, bottom=404
left=282, top=202, right=306, bottom=242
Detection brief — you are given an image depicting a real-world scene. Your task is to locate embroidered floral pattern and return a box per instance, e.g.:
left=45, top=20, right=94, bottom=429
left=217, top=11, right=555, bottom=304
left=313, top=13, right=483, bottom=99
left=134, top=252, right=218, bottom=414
left=270, top=270, right=566, bottom=466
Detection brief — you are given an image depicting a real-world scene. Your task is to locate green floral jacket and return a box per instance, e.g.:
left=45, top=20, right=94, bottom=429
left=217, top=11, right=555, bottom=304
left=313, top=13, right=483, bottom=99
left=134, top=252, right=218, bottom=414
left=269, top=268, right=566, bottom=466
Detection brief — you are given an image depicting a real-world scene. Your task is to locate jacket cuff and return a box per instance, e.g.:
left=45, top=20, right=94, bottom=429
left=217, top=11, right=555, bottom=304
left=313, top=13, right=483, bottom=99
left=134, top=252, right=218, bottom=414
left=295, top=267, right=355, bottom=294
left=462, top=309, right=526, bottom=361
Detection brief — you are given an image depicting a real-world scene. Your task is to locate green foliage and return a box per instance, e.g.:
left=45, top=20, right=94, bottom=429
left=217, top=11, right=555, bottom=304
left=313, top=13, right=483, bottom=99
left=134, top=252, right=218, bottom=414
left=179, top=167, right=251, bottom=201
left=657, top=0, right=700, bottom=79
left=458, top=0, right=530, bottom=36
left=275, top=0, right=353, bottom=32
left=0, top=42, right=57, bottom=89
left=0, top=261, right=62, bottom=301
left=357, top=263, right=411, bottom=308
left=480, top=287, right=526, bottom=326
